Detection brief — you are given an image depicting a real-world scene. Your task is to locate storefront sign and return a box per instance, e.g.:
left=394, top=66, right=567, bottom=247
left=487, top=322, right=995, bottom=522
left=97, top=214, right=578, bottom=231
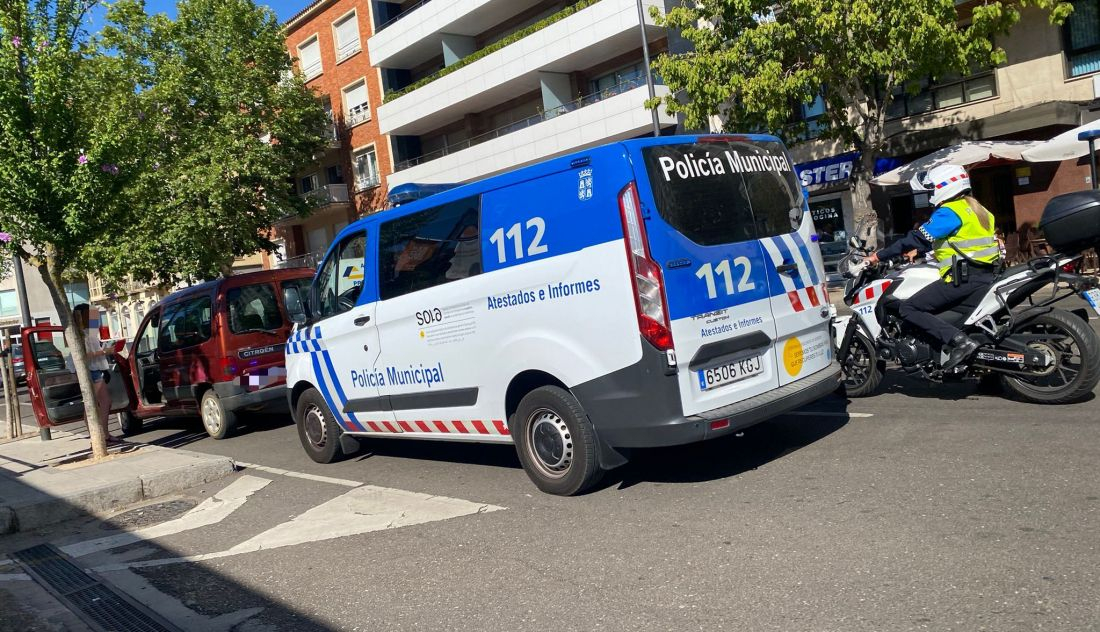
left=796, top=152, right=859, bottom=188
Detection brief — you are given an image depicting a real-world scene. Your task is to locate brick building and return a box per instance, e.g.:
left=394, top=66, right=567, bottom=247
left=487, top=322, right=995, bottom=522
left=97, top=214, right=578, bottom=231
left=278, top=0, right=392, bottom=269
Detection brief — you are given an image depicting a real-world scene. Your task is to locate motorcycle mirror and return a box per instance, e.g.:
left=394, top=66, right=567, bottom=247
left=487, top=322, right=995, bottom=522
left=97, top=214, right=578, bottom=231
left=848, top=236, right=864, bottom=250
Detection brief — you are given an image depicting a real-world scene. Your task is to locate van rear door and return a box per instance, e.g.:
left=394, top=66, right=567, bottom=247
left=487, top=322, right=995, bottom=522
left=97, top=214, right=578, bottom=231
left=632, top=136, right=828, bottom=416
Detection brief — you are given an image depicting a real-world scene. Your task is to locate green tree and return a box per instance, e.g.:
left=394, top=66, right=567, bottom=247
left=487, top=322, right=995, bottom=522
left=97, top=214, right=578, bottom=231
left=0, top=0, right=327, bottom=459
left=651, top=0, right=1072, bottom=234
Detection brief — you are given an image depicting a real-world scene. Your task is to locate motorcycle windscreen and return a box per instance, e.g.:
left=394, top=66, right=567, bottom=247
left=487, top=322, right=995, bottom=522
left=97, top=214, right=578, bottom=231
left=638, top=141, right=782, bottom=417
left=23, top=329, right=129, bottom=426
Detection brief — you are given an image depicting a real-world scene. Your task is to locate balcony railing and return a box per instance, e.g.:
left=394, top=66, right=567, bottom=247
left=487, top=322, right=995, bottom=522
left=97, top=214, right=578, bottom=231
left=395, top=76, right=649, bottom=171
left=336, top=40, right=361, bottom=63
left=375, top=0, right=432, bottom=32
left=276, top=252, right=324, bottom=270
left=356, top=173, right=381, bottom=190
left=302, top=60, right=322, bottom=81
left=346, top=102, right=370, bottom=127
left=300, top=184, right=350, bottom=206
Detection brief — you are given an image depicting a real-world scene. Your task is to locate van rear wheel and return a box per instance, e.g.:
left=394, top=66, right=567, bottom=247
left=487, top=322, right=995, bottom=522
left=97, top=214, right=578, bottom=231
left=119, top=410, right=143, bottom=437
left=513, top=386, right=603, bottom=496
left=295, top=388, right=347, bottom=464
left=200, top=390, right=236, bottom=440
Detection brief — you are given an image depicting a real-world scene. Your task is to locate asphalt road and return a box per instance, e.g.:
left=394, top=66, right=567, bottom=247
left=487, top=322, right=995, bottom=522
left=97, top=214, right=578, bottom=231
left=3, top=315, right=1099, bottom=631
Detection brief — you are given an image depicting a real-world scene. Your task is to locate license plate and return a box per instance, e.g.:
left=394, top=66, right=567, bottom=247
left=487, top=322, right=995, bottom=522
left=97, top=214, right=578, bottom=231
left=1084, top=289, right=1100, bottom=317
left=697, top=354, right=764, bottom=391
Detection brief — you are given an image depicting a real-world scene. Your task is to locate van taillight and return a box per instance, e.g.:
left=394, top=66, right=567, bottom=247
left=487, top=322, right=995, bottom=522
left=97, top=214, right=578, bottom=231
left=618, top=182, right=674, bottom=351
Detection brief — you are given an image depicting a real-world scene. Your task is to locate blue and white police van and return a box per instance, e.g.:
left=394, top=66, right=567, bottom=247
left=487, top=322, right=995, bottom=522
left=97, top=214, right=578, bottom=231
left=285, top=134, right=840, bottom=495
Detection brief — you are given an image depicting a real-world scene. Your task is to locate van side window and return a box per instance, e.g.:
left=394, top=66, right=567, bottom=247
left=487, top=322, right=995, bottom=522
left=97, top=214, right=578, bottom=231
left=136, top=311, right=160, bottom=355
left=158, top=296, right=212, bottom=352
left=315, top=233, right=367, bottom=320
left=227, top=284, right=283, bottom=334
left=378, top=196, right=481, bottom=300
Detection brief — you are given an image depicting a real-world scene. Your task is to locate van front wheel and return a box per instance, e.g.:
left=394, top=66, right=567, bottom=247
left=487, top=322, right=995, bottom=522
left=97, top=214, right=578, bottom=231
left=295, top=388, right=346, bottom=464
left=513, top=386, right=603, bottom=496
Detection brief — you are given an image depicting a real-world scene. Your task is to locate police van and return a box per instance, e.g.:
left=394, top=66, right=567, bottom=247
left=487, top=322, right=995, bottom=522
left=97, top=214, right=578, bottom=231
left=286, top=134, right=840, bottom=495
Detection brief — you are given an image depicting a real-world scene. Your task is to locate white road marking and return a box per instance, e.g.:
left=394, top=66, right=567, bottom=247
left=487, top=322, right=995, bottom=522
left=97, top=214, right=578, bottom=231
left=787, top=411, right=874, bottom=418
left=235, top=461, right=363, bottom=488
left=61, top=475, right=272, bottom=558
left=92, top=485, right=504, bottom=573
left=0, top=573, right=31, bottom=582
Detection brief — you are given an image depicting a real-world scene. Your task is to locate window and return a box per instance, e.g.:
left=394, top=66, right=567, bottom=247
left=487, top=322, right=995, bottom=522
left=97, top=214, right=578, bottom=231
left=886, top=71, right=997, bottom=119
left=0, top=289, right=17, bottom=319
left=333, top=12, right=361, bottom=62
left=354, top=146, right=380, bottom=190
left=1065, top=0, right=1100, bottom=77
left=791, top=93, right=827, bottom=140
left=314, top=233, right=367, bottom=320
left=326, top=164, right=345, bottom=185
left=344, top=80, right=370, bottom=127
left=227, top=284, right=284, bottom=334
left=158, top=295, right=213, bottom=352
left=379, top=196, right=481, bottom=300
left=300, top=173, right=319, bottom=195
left=591, top=62, right=646, bottom=94
left=136, top=310, right=159, bottom=355
left=642, top=141, right=803, bottom=246
left=297, top=36, right=322, bottom=80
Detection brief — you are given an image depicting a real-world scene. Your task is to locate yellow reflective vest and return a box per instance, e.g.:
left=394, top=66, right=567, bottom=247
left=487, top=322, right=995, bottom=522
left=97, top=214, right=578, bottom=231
left=933, top=197, right=1000, bottom=278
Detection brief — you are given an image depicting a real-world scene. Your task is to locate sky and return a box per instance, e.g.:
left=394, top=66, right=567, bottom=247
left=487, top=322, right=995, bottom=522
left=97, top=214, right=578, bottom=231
left=141, top=0, right=306, bottom=22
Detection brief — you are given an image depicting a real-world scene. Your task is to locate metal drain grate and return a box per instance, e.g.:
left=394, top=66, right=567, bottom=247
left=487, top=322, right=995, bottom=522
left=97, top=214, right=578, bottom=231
left=12, top=544, right=182, bottom=632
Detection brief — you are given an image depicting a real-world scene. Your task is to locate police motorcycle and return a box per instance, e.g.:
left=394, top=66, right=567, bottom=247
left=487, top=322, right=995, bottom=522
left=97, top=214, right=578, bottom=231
left=834, top=190, right=1100, bottom=404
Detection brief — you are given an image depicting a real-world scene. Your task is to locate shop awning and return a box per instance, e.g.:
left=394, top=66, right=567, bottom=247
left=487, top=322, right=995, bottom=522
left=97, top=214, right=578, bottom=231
left=870, top=140, right=1042, bottom=186
left=1020, top=118, right=1100, bottom=162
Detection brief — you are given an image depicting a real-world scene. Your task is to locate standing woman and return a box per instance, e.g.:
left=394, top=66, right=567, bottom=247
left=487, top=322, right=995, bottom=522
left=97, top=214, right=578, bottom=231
left=72, top=304, right=120, bottom=445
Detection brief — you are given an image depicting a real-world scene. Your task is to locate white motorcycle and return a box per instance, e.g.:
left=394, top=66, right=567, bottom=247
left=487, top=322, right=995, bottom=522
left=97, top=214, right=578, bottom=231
left=834, top=195, right=1100, bottom=404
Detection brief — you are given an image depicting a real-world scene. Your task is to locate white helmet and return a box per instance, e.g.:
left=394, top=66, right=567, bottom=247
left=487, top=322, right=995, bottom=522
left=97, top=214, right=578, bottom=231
left=909, top=164, right=971, bottom=206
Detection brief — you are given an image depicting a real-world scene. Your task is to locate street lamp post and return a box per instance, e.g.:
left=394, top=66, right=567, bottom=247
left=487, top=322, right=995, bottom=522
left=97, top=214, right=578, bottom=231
left=1081, top=129, right=1100, bottom=191
left=636, top=0, right=661, bottom=137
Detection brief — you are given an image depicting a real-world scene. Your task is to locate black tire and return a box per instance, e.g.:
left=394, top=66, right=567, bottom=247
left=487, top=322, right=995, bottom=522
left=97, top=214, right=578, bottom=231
left=119, top=409, right=143, bottom=436
left=512, top=386, right=603, bottom=496
left=200, top=389, right=237, bottom=440
left=295, top=388, right=347, bottom=464
left=1000, top=309, right=1100, bottom=405
left=840, top=331, right=884, bottom=398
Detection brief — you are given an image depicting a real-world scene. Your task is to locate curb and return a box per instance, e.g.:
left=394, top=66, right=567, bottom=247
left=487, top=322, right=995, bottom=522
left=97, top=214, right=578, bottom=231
left=1, top=449, right=235, bottom=535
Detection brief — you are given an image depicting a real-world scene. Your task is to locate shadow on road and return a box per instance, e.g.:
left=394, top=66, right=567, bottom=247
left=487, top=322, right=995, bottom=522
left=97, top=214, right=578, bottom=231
left=603, top=401, right=852, bottom=491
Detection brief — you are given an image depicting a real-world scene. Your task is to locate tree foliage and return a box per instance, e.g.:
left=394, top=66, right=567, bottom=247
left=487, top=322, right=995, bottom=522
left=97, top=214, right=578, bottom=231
left=0, top=0, right=327, bottom=457
left=651, top=0, right=1072, bottom=221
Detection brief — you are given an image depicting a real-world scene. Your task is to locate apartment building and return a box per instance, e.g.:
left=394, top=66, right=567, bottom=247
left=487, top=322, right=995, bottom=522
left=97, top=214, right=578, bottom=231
left=369, top=0, right=682, bottom=188
left=280, top=0, right=392, bottom=269
left=790, top=1, right=1100, bottom=243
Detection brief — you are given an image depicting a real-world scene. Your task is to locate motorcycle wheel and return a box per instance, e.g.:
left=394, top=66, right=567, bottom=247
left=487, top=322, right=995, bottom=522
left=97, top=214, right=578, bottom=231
left=1000, top=308, right=1100, bottom=405
left=841, top=331, right=883, bottom=398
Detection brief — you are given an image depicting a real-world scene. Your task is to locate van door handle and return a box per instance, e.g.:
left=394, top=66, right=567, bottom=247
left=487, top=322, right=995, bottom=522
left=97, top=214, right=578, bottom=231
left=354, top=315, right=371, bottom=327
left=776, top=262, right=799, bottom=275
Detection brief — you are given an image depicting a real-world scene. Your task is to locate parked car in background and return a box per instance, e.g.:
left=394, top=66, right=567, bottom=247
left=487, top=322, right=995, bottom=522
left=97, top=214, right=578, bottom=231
left=11, top=343, right=25, bottom=384
left=20, top=268, right=315, bottom=438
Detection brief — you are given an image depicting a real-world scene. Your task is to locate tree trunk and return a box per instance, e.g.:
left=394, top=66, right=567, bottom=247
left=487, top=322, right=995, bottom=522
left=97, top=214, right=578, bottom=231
left=37, top=253, right=110, bottom=460
left=851, top=151, right=882, bottom=249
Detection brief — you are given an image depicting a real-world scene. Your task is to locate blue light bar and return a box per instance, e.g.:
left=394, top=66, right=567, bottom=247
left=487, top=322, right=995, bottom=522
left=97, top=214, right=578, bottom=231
left=387, top=183, right=460, bottom=206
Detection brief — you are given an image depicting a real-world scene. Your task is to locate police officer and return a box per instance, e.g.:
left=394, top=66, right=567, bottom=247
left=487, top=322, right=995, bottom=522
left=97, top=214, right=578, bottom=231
left=866, top=164, right=1001, bottom=370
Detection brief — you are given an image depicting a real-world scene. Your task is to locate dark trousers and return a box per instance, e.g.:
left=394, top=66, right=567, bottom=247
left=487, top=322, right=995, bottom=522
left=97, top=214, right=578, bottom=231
left=897, top=269, right=996, bottom=346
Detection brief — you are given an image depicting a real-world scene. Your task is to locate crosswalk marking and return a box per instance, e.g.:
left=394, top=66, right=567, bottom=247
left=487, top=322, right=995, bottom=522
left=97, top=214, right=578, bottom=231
left=91, top=485, right=504, bottom=573
left=60, top=475, right=272, bottom=558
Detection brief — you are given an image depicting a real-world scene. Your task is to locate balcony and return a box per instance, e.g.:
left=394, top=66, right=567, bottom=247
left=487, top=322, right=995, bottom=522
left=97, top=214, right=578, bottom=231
left=276, top=252, right=323, bottom=270
left=387, top=82, right=675, bottom=187
left=369, top=0, right=544, bottom=70
left=377, top=0, right=664, bottom=137
left=336, top=39, right=361, bottom=64
left=300, top=184, right=350, bottom=207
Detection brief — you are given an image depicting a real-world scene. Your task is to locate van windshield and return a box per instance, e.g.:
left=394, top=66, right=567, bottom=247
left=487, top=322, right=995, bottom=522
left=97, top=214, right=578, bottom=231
left=642, top=140, right=804, bottom=246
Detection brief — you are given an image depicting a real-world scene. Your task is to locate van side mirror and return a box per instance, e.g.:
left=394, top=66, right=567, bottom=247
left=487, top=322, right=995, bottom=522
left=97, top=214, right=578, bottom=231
left=283, top=286, right=310, bottom=325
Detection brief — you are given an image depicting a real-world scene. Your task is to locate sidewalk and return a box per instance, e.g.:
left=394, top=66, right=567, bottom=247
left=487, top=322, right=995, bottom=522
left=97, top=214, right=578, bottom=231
left=0, top=430, right=235, bottom=535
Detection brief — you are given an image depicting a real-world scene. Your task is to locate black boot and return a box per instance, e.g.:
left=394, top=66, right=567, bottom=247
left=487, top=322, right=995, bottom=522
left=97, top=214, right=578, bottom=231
left=943, top=332, right=979, bottom=371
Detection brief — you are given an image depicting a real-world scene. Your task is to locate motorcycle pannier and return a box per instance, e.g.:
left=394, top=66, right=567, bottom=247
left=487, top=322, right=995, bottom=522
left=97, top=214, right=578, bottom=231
left=1039, top=190, right=1100, bottom=254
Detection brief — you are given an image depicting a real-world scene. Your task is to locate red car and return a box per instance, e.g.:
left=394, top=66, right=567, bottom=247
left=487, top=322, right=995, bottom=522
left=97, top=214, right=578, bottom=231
left=21, top=268, right=314, bottom=439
